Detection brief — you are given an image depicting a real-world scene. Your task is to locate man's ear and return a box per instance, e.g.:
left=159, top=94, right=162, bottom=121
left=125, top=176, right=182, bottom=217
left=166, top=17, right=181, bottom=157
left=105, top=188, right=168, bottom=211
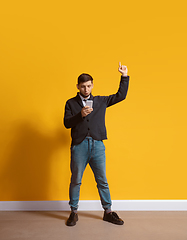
left=91, top=83, right=94, bottom=91
left=76, top=84, right=79, bottom=90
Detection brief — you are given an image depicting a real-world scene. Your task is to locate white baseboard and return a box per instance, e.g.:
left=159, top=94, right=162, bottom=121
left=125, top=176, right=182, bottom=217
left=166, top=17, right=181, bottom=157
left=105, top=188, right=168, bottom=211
left=0, top=200, right=187, bottom=211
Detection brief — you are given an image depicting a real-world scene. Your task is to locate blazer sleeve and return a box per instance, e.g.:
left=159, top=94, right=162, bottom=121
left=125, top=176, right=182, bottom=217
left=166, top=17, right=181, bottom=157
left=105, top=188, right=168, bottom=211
left=103, top=75, right=130, bottom=107
left=63, top=100, right=84, bottom=129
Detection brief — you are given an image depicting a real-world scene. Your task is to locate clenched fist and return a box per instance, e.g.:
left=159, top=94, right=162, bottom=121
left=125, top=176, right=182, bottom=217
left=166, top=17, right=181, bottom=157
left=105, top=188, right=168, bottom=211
left=81, top=106, right=93, bottom=117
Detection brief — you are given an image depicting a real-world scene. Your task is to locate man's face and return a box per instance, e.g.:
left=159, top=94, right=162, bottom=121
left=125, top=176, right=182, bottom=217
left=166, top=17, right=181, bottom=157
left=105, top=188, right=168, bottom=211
left=77, top=80, right=93, bottom=98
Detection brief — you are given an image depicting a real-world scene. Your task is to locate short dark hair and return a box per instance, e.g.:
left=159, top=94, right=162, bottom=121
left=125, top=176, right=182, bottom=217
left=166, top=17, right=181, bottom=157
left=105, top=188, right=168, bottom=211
left=78, top=73, right=93, bottom=85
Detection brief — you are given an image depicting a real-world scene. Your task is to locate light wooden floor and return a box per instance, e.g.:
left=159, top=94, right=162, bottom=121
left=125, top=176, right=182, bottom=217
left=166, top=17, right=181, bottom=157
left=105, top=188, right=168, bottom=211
left=1, top=211, right=187, bottom=240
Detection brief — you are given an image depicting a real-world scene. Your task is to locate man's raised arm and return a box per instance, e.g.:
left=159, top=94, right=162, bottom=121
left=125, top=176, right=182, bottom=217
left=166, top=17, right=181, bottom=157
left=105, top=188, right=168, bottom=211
left=104, top=62, right=130, bottom=107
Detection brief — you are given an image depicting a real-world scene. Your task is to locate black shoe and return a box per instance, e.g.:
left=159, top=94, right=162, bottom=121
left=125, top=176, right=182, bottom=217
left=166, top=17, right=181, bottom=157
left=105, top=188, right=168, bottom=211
left=103, top=211, right=124, bottom=225
left=66, top=212, right=78, bottom=226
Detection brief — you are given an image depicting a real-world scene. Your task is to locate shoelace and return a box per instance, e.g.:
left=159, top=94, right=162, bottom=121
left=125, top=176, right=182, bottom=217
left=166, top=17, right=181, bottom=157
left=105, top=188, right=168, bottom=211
left=110, top=212, right=120, bottom=220
left=112, top=212, right=120, bottom=219
left=69, top=212, right=76, bottom=219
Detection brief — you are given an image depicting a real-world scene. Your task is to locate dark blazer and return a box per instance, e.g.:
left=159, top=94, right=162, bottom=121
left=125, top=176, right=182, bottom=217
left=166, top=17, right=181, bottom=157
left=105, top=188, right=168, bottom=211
left=64, top=75, right=130, bottom=145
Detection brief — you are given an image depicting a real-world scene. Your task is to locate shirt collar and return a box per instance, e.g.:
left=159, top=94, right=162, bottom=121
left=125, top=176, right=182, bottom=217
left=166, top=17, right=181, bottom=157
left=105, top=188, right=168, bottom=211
left=79, top=93, right=90, bottom=101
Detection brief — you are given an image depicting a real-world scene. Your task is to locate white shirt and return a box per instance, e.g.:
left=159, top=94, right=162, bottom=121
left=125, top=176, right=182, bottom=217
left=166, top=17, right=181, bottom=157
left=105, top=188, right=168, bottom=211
left=79, top=93, right=90, bottom=107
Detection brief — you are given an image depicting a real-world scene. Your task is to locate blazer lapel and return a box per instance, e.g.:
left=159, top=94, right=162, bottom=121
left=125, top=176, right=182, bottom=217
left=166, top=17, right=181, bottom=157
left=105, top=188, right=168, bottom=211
left=76, top=93, right=84, bottom=108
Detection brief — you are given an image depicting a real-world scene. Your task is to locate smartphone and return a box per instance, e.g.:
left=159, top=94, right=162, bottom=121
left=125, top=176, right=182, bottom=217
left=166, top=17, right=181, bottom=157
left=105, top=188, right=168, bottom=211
left=86, top=100, right=93, bottom=108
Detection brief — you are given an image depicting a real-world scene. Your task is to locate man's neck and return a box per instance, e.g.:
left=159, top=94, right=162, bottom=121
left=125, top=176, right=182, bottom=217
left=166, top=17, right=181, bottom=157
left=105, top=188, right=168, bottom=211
left=79, top=93, right=90, bottom=100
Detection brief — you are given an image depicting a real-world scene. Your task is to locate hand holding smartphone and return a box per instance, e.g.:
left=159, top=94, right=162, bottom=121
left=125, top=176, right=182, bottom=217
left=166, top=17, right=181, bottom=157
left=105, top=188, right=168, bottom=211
left=81, top=100, right=93, bottom=117
left=85, top=100, right=93, bottom=108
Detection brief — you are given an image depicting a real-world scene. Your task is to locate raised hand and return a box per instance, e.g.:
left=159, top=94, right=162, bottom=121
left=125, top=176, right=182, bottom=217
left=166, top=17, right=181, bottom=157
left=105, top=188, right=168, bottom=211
left=118, top=62, right=128, bottom=76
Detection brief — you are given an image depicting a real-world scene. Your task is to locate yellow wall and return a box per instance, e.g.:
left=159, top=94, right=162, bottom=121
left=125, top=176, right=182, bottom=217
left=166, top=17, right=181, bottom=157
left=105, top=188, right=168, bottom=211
left=0, top=0, right=187, bottom=201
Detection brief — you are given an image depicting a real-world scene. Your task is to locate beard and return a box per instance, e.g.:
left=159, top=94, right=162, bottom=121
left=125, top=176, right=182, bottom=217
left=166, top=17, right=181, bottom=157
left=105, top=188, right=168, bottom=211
left=80, top=92, right=90, bottom=98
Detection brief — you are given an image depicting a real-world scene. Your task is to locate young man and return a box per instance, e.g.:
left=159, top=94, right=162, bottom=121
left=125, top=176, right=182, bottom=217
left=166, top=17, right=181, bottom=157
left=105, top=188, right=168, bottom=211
left=63, top=62, right=129, bottom=226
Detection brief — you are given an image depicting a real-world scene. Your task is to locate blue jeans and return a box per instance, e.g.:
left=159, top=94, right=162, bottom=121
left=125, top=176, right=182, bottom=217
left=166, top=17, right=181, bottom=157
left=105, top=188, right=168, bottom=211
left=69, top=136, right=112, bottom=210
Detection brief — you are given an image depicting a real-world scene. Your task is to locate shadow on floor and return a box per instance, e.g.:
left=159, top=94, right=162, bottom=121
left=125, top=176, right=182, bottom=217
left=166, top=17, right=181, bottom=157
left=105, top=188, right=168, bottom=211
left=76, top=211, right=102, bottom=220
left=27, top=211, right=68, bottom=221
